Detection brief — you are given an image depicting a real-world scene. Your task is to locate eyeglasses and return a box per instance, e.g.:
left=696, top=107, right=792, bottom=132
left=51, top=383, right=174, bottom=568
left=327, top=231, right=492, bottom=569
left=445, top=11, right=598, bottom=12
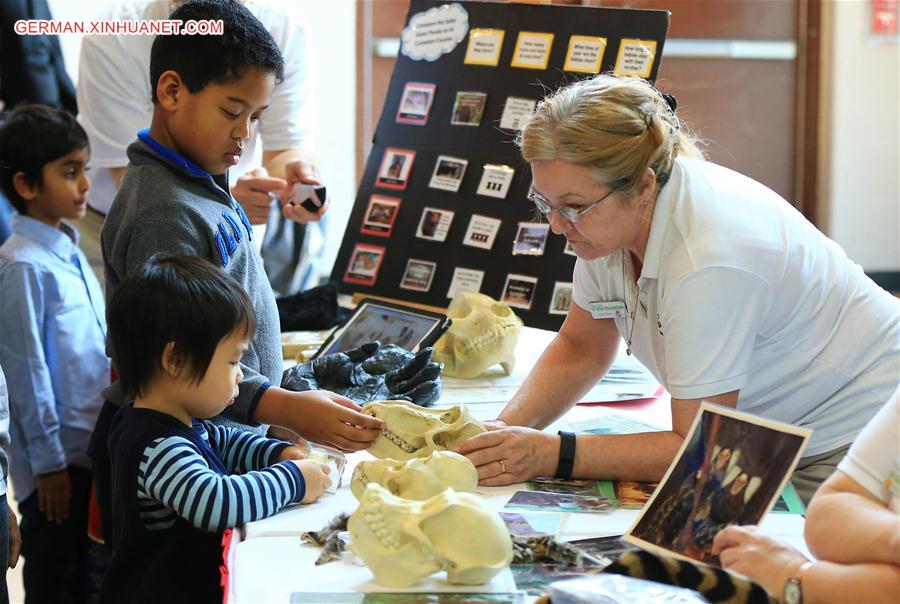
left=528, top=188, right=616, bottom=224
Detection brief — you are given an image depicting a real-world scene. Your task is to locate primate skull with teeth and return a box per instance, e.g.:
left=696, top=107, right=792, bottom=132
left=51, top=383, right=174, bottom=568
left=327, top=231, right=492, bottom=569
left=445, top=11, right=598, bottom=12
left=362, top=400, right=486, bottom=460
left=433, top=292, right=523, bottom=379
left=351, top=451, right=478, bottom=501
left=348, top=483, right=513, bottom=587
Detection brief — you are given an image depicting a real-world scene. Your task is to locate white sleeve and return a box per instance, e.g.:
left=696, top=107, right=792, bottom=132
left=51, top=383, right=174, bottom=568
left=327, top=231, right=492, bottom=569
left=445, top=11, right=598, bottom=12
left=258, top=19, right=315, bottom=152
left=76, top=35, right=153, bottom=168
left=837, top=387, right=900, bottom=505
left=572, top=257, right=612, bottom=312
left=660, top=267, right=771, bottom=400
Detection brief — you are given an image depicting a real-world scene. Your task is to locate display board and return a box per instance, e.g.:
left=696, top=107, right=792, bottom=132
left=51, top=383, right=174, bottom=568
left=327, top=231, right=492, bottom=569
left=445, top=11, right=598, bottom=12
left=332, top=0, right=670, bottom=331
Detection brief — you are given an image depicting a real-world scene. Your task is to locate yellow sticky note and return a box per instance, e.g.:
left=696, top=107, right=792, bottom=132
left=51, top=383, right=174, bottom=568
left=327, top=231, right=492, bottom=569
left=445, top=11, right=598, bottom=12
left=464, top=28, right=505, bottom=66
left=511, top=31, right=554, bottom=70
left=564, top=35, right=607, bottom=74
left=614, top=38, right=657, bottom=78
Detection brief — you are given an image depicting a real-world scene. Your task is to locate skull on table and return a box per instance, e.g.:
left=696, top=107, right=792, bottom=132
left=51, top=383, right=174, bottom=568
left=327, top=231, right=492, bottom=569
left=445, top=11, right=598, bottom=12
left=433, top=292, right=522, bottom=379
left=348, top=484, right=513, bottom=587
left=350, top=451, right=478, bottom=501
left=362, top=399, right=486, bottom=460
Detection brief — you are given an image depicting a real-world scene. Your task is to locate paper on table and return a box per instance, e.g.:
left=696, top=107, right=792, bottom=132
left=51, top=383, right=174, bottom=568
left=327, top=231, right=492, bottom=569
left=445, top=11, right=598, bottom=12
left=438, top=327, right=660, bottom=406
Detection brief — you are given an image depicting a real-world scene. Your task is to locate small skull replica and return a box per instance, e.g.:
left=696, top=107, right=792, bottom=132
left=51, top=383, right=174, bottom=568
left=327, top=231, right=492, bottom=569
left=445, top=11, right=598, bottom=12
left=351, top=451, right=478, bottom=501
left=433, top=292, right=523, bottom=379
left=349, top=483, right=513, bottom=587
left=363, top=399, right=486, bottom=460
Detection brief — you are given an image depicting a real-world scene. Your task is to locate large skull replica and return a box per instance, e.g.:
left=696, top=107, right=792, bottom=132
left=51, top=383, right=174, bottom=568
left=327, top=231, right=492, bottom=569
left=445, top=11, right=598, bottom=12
left=433, top=292, right=523, bottom=379
left=363, top=400, right=486, bottom=460
left=349, top=484, right=512, bottom=587
left=351, top=451, right=478, bottom=501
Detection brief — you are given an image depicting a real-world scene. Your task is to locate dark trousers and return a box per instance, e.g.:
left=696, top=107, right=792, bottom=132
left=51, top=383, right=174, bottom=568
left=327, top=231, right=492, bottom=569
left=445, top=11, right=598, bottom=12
left=19, top=465, right=93, bottom=604
left=0, top=493, right=9, bottom=604
left=87, top=400, right=117, bottom=552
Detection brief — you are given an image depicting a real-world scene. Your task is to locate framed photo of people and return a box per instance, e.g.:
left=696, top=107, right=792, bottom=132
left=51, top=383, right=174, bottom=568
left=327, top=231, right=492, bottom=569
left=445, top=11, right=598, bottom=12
left=331, top=0, right=669, bottom=331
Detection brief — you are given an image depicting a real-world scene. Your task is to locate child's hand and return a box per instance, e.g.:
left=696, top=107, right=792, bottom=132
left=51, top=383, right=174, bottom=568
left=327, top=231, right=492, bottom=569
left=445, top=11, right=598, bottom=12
left=278, top=445, right=307, bottom=462
left=292, top=460, right=332, bottom=503
left=36, top=469, right=71, bottom=524
left=7, top=506, right=20, bottom=568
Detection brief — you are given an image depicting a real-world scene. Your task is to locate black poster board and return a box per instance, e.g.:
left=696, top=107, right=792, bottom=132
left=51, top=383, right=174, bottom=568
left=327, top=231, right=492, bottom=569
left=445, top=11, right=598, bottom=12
left=332, top=0, right=670, bottom=331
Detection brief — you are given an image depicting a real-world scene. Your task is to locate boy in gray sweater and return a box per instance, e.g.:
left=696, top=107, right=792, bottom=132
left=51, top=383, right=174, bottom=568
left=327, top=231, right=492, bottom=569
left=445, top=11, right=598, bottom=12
left=91, top=0, right=382, bottom=548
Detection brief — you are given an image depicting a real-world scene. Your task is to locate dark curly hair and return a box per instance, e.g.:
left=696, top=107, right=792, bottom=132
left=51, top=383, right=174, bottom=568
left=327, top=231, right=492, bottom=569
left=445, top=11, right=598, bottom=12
left=149, top=0, right=284, bottom=104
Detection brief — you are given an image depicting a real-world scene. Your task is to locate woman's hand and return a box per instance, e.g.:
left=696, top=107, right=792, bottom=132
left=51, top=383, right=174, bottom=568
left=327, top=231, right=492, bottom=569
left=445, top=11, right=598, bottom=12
left=453, top=426, right=558, bottom=486
left=712, top=525, right=809, bottom=597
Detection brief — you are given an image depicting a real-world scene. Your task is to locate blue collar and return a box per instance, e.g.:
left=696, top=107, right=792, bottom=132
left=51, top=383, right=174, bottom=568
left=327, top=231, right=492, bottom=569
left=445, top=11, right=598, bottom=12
left=137, top=128, right=214, bottom=179
left=11, top=214, right=79, bottom=262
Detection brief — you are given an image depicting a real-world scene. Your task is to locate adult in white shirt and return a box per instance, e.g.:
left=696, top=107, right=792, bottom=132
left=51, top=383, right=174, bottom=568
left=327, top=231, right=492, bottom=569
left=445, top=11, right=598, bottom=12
left=75, top=0, right=323, bottom=291
left=455, top=74, right=900, bottom=504
left=712, top=386, right=900, bottom=603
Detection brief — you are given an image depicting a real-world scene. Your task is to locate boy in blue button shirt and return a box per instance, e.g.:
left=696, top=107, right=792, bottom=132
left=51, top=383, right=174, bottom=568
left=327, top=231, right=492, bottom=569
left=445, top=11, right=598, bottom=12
left=93, top=0, right=382, bottom=547
left=0, top=104, right=109, bottom=603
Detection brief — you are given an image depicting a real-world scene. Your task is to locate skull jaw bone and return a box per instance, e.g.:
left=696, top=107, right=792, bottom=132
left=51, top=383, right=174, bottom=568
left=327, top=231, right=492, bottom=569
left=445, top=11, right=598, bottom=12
left=362, top=399, right=486, bottom=461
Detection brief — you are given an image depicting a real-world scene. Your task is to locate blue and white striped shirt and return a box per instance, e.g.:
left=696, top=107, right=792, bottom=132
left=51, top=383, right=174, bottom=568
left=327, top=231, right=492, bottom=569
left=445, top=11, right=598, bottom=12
left=137, top=421, right=305, bottom=532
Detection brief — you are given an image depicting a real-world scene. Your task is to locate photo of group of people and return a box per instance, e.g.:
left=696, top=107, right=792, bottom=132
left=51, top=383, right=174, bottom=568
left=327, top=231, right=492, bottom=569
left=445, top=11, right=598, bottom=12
left=626, top=404, right=810, bottom=564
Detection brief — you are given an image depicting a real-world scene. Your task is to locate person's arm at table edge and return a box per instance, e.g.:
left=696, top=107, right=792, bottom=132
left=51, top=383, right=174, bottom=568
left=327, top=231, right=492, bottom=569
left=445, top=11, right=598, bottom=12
left=496, top=304, right=619, bottom=429
left=805, top=470, right=900, bottom=566
left=563, top=390, right=738, bottom=482
left=800, top=561, right=900, bottom=604
left=495, top=304, right=740, bottom=482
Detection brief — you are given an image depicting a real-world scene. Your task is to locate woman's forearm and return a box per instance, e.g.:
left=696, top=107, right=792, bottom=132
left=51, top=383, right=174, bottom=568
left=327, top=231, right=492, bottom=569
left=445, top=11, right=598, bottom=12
left=499, top=330, right=614, bottom=429
left=571, top=429, right=685, bottom=482
left=802, top=560, right=900, bottom=603
left=806, top=490, right=900, bottom=566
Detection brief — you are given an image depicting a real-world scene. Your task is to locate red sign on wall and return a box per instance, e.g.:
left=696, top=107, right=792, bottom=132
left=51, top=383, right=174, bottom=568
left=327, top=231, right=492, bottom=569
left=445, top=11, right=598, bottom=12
left=872, top=0, right=899, bottom=36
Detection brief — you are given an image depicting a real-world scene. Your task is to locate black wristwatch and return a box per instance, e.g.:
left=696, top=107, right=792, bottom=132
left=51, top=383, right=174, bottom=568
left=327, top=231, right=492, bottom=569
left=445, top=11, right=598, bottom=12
left=555, top=431, right=576, bottom=479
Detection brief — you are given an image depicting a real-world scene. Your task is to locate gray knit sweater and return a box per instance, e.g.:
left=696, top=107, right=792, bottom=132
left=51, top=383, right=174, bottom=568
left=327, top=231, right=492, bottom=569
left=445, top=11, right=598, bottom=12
left=100, top=133, right=281, bottom=434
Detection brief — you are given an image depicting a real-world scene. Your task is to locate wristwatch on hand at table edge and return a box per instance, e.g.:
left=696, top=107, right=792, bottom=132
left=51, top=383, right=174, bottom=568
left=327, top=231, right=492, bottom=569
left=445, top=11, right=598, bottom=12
left=783, top=561, right=813, bottom=604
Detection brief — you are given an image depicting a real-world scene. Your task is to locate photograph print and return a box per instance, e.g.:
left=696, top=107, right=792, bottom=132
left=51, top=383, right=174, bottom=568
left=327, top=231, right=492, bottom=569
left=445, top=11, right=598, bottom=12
left=375, top=148, right=416, bottom=190
left=399, top=258, right=437, bottom=292
left=625, top=404, right=810, bottom=565
left=512, top=222, right=550, bottom=256
left=415, top=207, right=455, bottom=242
left=396, top=82, right=436, bottom=125
left=501, top=274, right=538, bottom=310
left=343, top=244, right=386, bottom=286
left=360, top=195, right=401, bottom=237
left=451, top=91, right=488, bottom=126
left=429, top=155, right=469, bottom=193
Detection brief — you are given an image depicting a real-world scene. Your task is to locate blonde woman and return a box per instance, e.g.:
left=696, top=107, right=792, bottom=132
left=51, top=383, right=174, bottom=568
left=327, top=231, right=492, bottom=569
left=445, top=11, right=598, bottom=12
left=454, top=74, right=899, bottom=504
